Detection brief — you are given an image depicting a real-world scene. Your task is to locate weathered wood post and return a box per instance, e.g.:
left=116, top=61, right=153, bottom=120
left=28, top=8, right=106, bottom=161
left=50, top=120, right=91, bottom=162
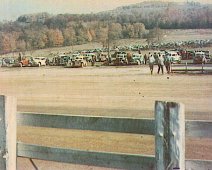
left=201, top=63, right=204, bottom=73
left=0, top=96, right=17, bottom=170
left=155, top=101, right=185, bottom=170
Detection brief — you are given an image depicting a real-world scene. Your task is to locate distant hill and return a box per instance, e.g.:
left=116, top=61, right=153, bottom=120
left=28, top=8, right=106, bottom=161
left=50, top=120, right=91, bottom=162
left=16, top=1, right=212, bottom=29
left=101, top=1, right=212, bottom=29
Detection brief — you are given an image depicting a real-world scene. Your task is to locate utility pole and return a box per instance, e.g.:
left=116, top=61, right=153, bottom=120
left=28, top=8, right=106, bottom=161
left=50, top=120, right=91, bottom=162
left=107, top=16, right=110, bottom=60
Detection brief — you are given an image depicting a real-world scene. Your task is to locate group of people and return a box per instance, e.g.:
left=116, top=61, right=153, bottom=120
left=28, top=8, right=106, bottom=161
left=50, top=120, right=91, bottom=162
left=147, top=52, right=172, bottom=75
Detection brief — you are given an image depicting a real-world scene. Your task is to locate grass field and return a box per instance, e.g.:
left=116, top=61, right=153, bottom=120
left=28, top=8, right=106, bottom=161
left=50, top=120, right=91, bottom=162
left=0, top=28, right=212, bottom=169
left=0, top=65, right=212, bottom=169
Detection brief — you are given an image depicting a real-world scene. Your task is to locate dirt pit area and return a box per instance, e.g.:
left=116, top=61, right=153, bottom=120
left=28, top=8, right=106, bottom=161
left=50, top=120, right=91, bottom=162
left=0, top=65, right=212, bottom=169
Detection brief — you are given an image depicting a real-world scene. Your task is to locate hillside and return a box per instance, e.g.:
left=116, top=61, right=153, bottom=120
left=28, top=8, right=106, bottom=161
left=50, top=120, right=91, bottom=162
left=104, top=1, right=212, bottom=29
left=0, top=1, right=211, bottom=54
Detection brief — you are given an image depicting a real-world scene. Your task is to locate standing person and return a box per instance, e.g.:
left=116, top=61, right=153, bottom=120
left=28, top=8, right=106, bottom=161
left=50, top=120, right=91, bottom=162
left=127, top=52, right=132, bottom=64
left=45, top=58, right=50, bottom=66
left=157, top=54, right=164, bottom=74
left=91, top=55, right=95, bottom=66
left=144, top=54, right=147, bottom=65
left=164, top=54, right=172, bottom=74
left=149, top=54, right=155, bottom=75
left=138, top=49, right=141, bottom=54
left=148, top=52, right=151, bottom=64
left=202, top=55, right=207, bottom=64
left=18, top=52, right=22, bottom=62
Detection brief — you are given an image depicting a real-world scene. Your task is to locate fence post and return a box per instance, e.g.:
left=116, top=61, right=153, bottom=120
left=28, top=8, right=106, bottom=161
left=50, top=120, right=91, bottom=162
left=185, top=62, right=188, bottom=73
left=155, top=101, right=185, bottom=170
left=0, top=96, right=17, bottom=170
left=201, top=63, right=204, bottom=73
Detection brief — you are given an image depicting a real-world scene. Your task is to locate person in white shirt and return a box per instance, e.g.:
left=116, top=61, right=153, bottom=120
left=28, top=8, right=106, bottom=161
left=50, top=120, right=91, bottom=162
left=157, top=54, right=164, bottom=74
left=149, top=54, right=155, bottom=75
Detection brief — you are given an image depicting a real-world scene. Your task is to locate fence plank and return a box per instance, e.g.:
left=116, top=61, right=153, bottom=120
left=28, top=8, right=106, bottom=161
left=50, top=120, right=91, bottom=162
left=155, top=101, right=166, bottom=170
left=169, top=102, right=185, bottom=170
left=186, top=120, right=212, bottom=138
left=155, top=101, right=185, bottom=170
left=186, top=159, right=212, bottom=170
left=0, top=96, right=17, bottom=170
left=17, top=113, right=212, bottom=138
left=17, top=112, right=155, bottom=135
left=17, top=142, right=155, bottom=170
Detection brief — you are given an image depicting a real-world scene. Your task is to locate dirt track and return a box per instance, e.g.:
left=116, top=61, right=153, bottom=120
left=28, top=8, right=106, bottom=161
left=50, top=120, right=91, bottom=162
left=0, top=65, right=212, bottom=169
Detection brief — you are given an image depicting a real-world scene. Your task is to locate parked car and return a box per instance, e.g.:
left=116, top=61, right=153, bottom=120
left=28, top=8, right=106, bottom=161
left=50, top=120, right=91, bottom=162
left=72, top=52, right=80, bottom=58
left=33, top=57, right=47, bottom=66
left=49, top=56, right=60, bottom=66
left=1, top=57, right=20, bottom=67
left=59, top=54, right=70, bottom=66
left=49, top=54, right=70, bottom=66
left=83, top=53, right=96, bottom=62
left=66, top=56, right=87, bottom=68
left=128, top=53, right=144, bottom=65
left=165, top=51, right=182, bottom=64
left=97, top=53, right=108, bottom=62
left=193, top=52, right=209, bottom=64
left=20, top=56, right=39, bottom=67
left=111, top=51, right=128, bottom=65
left=195, top=50, right=210, bottom=58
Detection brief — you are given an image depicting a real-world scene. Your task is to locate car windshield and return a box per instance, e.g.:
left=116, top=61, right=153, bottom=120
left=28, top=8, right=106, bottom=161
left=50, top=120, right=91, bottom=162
left=196, top=54, right=204, bottom=57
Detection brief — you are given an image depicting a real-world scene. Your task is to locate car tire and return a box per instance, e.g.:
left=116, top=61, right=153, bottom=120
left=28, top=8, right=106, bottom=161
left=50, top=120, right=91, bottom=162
left=69, top=61, right=73, bottom=67
left=136, top=60, right=141, bottom=65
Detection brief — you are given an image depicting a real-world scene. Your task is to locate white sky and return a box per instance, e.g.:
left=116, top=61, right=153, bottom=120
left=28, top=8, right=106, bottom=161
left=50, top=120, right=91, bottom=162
left=0, top=0, right=211, bottom=21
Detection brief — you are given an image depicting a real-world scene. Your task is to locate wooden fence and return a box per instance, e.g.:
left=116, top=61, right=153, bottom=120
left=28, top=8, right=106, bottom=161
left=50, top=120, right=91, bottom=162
left=0, top=95, right=212, bottom=170
left=171, top=63, right=212, bottom=73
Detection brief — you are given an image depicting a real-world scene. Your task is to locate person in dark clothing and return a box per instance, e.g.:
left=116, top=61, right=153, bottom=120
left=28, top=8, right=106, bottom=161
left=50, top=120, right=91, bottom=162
left=164, top=55, right=172, bottom=74
left=144, top=54, right=147, bottom=65
left=91, top=55, right=96, bottom=66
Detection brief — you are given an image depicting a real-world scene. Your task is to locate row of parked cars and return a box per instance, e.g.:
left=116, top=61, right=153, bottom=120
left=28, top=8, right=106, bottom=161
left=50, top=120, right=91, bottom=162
left=0, top=56, right=47, bottom=67
left=0, top=49, right=210, bottom=68
left=49, top=52, right=145, bottom=67
left=115, top=39, right=212, bottom=51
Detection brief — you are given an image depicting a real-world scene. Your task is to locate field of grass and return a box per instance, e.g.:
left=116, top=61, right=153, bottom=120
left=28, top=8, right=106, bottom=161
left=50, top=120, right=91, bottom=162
left=0, top=28, right=212, bottom=169
left=0, top=65, right=211, bottom=169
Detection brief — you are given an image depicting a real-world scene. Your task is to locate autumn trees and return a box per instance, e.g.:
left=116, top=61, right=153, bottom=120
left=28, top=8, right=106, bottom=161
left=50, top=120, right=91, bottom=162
left=0, top=17, right=147, bottom=54
left=0, top=1, right=211, bottom=54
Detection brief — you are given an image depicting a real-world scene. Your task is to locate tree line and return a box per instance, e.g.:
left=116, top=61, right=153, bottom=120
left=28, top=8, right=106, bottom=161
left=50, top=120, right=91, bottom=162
left=0, top=19, right=146, bottom=54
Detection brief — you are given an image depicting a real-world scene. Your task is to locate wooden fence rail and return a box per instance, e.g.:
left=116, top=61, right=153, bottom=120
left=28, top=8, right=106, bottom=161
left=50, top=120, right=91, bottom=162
left=17, top=112, right=212, bottom=138
left=171, top=63, right=212, bottom=73
left=17, top=143, right=155, bottom=170
left=0, top=95, right=212, bottom=170
left=17, top=113, right=155, bottom=135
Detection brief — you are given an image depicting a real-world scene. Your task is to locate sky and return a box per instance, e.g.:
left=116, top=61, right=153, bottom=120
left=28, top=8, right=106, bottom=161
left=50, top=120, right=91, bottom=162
left=0, top=0, right=211, bottom=21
